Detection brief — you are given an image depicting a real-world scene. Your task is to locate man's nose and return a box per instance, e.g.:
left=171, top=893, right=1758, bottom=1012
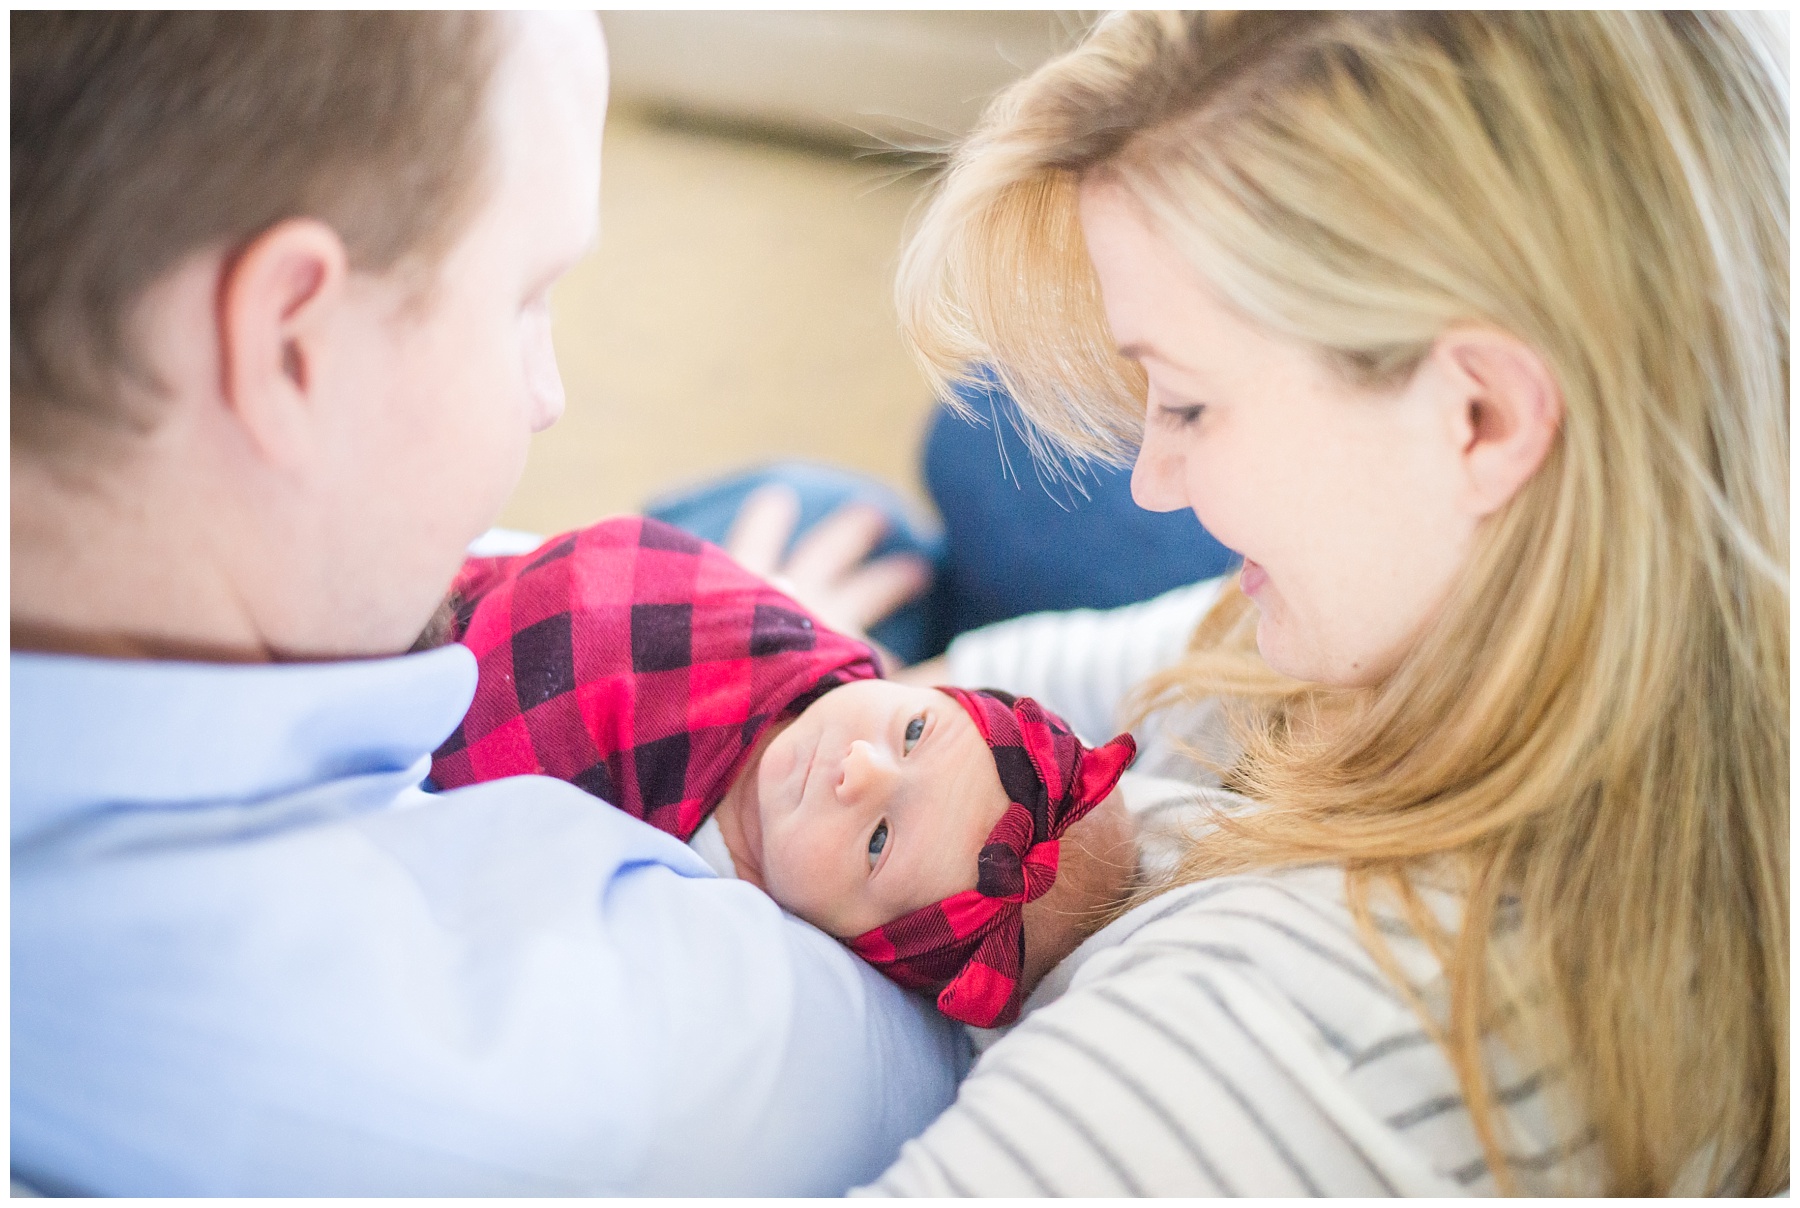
left=836, top=740, right=898, bottom=808
left=522, top=306, right=567, bottom=433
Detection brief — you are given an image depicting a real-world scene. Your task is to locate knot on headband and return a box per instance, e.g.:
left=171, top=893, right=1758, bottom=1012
left=849, top=687, right=1136, bottom=1028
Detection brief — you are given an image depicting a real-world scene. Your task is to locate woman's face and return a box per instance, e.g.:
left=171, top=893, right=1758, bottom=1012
left=1078, top=181, right=1480, bottom=687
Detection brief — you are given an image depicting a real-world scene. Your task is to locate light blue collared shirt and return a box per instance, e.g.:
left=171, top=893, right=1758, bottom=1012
left=11, top=646, right=967, bottom=1195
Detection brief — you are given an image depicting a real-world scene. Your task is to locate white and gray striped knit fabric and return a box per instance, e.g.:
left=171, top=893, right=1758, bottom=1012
left=856, top=584, right=1605, bottom=1196
left=856, top=861, right=1600, bottom=1196
left=944, top=577, right=1228, bottom=758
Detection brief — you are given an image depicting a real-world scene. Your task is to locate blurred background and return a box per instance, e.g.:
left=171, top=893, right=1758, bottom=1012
left=497, top=11, right=1089, bottom=535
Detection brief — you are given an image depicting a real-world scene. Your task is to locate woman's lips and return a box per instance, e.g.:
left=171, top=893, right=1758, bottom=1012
left=1240, top=559, right=1269, bottom=597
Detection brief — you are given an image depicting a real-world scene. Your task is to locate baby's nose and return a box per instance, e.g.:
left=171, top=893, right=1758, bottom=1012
left=836, top=740, right=898, bottom=807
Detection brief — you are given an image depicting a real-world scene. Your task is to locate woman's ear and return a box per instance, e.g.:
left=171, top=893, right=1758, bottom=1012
left=1431, top=326, right=1564, bottom=519
left=217, top=218, right=349, bottom=473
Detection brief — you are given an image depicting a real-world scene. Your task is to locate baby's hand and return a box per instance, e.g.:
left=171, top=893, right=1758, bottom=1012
left=1018, top=788, right=1139, bottom=994
left=723, top=484, right=932, bottom=647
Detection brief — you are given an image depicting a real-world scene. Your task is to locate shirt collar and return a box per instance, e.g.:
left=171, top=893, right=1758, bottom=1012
left=11, top=644, right=477, bottom=840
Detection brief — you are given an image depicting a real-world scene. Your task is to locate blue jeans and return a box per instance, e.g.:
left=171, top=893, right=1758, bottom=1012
left=645, top=377, right=1239, bottom=664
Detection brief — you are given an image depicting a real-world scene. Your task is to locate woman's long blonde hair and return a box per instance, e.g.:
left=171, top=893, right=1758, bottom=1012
left=898, top=12, right=1787, bottom=1195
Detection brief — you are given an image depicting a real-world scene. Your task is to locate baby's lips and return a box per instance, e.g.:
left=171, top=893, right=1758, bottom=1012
left=761, top=726, right=798, bottom=783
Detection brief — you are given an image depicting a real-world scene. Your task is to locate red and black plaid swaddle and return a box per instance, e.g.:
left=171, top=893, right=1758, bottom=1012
left=431, top=516, right=1137, bottom=1029
left=430, top=517, right=880, bottom=839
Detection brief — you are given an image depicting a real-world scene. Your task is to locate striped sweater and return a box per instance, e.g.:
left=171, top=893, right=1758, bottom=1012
left=856, top=582, right=1601, bottom=1196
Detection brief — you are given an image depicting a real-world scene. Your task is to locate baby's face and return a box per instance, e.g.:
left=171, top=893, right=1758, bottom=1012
left=752, top=681, right=1011, bottom=938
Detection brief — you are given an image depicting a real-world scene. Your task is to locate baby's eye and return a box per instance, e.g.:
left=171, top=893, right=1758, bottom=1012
left=867, top=820, right=889, bottom=868
left=903, top=715, right=926, bottom=754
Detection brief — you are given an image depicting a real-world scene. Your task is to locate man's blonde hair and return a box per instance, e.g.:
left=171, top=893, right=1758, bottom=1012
left=899, top=12, right=1787, bottom=1194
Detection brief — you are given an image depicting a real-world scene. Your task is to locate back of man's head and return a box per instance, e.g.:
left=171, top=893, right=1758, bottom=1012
left=11, top=12, right=500, bottom=448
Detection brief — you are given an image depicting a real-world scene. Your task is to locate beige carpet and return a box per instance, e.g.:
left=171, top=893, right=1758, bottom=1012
left=497, top=107, right=940, bottom=536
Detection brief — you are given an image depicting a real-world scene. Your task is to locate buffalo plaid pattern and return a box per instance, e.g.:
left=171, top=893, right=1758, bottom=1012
left=430, top=517, right=880, bottom=840
left=849, top=687, right=1137, bottom=1028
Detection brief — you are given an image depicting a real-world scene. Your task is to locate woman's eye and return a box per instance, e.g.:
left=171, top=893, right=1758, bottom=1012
left=867, top=821, right=889, bottom=868
left=903, top=715, right=925, bottom=754
left=1159, top=404, right=1205, bottom=429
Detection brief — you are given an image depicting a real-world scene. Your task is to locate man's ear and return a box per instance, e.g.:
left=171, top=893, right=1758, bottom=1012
left=1431, top=326, right=1564, bottom=519
left=217, top=218, right=349, bottom=472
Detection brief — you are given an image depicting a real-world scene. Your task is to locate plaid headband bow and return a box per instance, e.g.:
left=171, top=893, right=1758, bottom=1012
left=849, top=687, right=1136, bottom=1028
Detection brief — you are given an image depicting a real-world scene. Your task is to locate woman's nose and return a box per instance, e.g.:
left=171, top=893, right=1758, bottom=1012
left=1130, top=429, right=1190, bottom=513
left=836, top=740, right=898, bottom=808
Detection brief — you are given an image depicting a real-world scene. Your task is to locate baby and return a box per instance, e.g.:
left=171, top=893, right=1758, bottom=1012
left=430, top=517, right=1138, bottom=1027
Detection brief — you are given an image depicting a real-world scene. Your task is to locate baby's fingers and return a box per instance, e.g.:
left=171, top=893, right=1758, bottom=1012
left=782, top=502, right=889, bottom=588
left=723, top=484, right=802, bottom=577
left=830, top=554, right=934, bottom=634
